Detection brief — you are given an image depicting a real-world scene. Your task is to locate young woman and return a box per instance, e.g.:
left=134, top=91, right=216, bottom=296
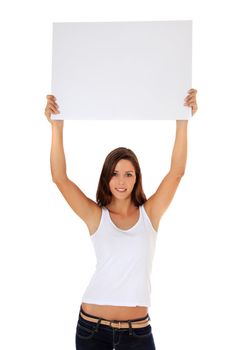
left=44, top=89, right=198, bottom=350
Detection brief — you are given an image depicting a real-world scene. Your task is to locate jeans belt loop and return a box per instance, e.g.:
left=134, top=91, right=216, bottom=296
left=127, top=320, right=133, bottom=335
left=95, top=318, right=102, bottom=332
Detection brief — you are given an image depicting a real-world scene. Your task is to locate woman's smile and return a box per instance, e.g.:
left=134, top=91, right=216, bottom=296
left=115, top=188, right=127, bottom=192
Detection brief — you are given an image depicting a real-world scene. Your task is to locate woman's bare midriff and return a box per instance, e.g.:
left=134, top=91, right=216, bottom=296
left=81, top=302, right=148, bottom=321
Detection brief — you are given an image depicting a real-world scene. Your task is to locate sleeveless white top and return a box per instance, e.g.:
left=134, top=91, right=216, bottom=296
left=81, top=204, right=158, bottom=307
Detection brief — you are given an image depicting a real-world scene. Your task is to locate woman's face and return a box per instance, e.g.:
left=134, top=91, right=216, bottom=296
left=109, top=159, right=137, bottom=199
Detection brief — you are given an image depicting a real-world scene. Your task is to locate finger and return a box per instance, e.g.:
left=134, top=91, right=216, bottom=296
left=46, top=95, right=56, bottom=101
left=185, top=93, right=197, bottom=102
left=190, top=104, right=198, bottom=110
left=190, top=103, right=198, bottom=110
left=188, top=88, right=197, bottom=94
left=184, top=100, right=197, bottom=110
left=185, top=94, right=197, bottom=102
left=47, top=103, right=58, bottom=114
left=53, top=100, right=59, bottom=108
left=185, top=90, right=197, bottom=98
left=184, top=93, right=194, bottom=100
left=185, top=103, right=197, bottom=110
left=47, top=100, right=59, bottom=110
left=192, top=105, right=198, bottom=115
left=48, top=100, right=59, bottom=108
left=185, top=96, right=196, bottom=103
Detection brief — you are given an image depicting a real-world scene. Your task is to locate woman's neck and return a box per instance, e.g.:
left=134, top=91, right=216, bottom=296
left=107, top=199, right=137, bottom=215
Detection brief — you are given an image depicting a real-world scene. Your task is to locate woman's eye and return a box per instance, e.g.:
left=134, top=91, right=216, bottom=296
left=112, top=172, right=132, bottom=177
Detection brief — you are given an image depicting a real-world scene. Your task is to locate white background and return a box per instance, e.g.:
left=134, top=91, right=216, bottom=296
left=0, top=1, right=233, bottom=350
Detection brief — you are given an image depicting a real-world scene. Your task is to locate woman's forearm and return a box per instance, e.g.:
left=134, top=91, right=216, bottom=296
left=50, top=123, right=67, bottom=182
left=169, top=120, right=188, bottom=176
left=169, top=88, right=197, bottom=175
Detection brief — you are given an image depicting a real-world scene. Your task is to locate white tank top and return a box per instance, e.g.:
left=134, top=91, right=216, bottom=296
left=81, top=204, right=158, bottom=307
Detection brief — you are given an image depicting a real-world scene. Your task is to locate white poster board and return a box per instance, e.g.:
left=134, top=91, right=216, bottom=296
left=51, top=21, right=192, bottom=120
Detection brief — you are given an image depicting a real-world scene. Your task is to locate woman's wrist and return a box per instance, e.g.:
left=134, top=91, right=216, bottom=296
left=51, top=120, right=64, bottom=129
left=176, top=120, right=188, bottom=128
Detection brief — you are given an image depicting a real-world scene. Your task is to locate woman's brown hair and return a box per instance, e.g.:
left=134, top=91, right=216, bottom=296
left=96, top=147, right=147, bottom=207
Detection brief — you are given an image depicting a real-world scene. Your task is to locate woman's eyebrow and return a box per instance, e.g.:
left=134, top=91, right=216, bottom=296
left=113, top=170, right=134, bottom=172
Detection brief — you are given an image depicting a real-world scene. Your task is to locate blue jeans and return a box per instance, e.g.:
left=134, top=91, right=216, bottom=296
left=75, top=305, right=156, bottom=349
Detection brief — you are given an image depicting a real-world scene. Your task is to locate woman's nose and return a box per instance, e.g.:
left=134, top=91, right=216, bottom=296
left=118, top=177, right=125, bottom=184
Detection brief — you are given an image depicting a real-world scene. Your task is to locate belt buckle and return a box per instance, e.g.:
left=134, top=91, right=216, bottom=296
left=110, top=321, right=121, bottom=329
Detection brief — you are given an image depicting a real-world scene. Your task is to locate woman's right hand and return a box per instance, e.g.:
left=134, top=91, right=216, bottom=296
left=44, top=95, right=63, bottom=127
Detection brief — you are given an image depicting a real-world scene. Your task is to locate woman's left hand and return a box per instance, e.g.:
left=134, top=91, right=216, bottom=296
left=184, top=88, right=198, bottom=116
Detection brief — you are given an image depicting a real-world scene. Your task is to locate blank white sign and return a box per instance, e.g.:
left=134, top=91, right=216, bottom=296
left=51, top=21, right=192, bottom=120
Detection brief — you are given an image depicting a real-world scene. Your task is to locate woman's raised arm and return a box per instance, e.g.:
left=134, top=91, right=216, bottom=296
left=44, top=95, right=101, bottom=233
left=144, top=89, right=198, bottom=231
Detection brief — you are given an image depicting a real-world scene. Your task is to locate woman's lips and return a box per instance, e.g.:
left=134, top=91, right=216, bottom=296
left=115, top=188, right=127, bottom=192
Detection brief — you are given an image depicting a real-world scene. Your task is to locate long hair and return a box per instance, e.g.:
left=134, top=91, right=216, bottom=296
left=96, top=147, right=147, bottom=207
